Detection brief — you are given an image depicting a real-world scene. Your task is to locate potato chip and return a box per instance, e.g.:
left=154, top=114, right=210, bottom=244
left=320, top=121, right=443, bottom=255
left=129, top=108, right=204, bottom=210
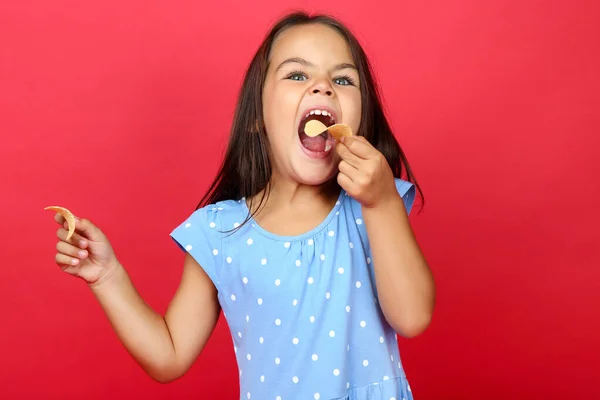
left=327, top=124, right=353, bottom=141
left=304, top=119, right=353, bottom=140
left=45, top=206, right=76, bottom=240
left=304, top=119, right=328, bottom=137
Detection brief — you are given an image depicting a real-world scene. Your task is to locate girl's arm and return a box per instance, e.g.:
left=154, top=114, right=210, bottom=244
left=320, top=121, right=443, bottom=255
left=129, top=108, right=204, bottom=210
left=335, top=136, right=435, bottom=338
left=362, top=195, right=435, bottom=338
left=90, top=253, right=220, bottom=383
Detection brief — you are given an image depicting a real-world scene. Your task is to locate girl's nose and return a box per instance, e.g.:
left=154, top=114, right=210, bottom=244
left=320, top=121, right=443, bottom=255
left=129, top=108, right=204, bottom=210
left=310, top=79, right=334, bottom=97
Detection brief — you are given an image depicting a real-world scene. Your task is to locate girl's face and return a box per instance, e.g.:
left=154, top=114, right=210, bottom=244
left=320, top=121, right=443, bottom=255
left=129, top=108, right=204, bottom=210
left=262, top=23, right=362, bottom=187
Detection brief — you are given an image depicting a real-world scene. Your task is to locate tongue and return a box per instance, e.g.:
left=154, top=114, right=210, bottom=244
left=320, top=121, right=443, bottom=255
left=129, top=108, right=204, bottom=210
left=300, top=132, right=327, bottom=152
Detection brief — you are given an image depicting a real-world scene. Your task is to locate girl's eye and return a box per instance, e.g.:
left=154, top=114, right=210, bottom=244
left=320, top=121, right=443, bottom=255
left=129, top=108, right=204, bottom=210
left=286, top=71, right=307, bottom=81
left=334, top=75, right=356, bottom=86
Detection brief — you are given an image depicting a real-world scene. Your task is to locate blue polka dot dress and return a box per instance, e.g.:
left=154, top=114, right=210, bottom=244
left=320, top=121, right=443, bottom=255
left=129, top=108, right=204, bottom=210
left=170, top=178, right=416, bottom=400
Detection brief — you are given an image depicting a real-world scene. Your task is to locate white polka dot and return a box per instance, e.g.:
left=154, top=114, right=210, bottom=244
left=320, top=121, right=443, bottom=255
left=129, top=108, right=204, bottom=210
left=320, top=254, right=325, bottom=261
left=367, top=257, right=371, bottom=264
left=310, top=316, right=315, bottom=323
left=234, top=346, right=237, bottom=353
left=336, top=211, right=340, bottom=215
left=247, top=238, right=253, bottom=245
left=383, top=376, right=390, bottom=381
left=243, top=277, right=248, bottom=284
left=308, top=239, right=314, bottom=245
left=185, top=244, right=192, bottom=251
left=246, top=354, right=251, bottom=360
left=314, top=394, right=320, bottom=400
left=328, top=230, right=335, bottom=236
left=312, top=354, right=318, bottom=361
left=209, top=222, right=216, bottom=228
left=184, top=223, right=191, bottom=228
left=227, top=256, right=232, bottom=263
left=325, top=292, right=331, bottom=299
left=408, top=383, right=412, bottom=391
left=398, top=362, right=402, bottom=369
left=391, top=355, right=394, bottom=361
left=346, top=305, right=351, bottom=312
left=349, top=242, right=354, bottom=249
left=275, top=357, right=280, bottom=364
left=233, top=222, right=240, bottom=228
left=293, top=299, right=298, bottom=306
left=284, top=242, right=290, bottom=248
left=347, top=344, right=350, bottom=351
left=276, top=397, right=281, bottom=400
left=212, top=249, right=218, bottom=255
left=338, top=267, right=344, bottom=274
left=308, top=277, right=314, bottom=284
left=259, top=337, right=264, bottom=344
left=239, top=369, right=242, bottom=376
left=257, top=298, right=263, bottom=305
left=260, top=375, right=265, bottom=382
left=356, top=218, right=362, bottom=225
left=246, top=315, right=250, bottom=322
left=292, top=337, right=299, bottom=345
left=238, top=332, right=242, bottom=338
left=275, top=279, right=281, bottom=286
left=231, top=294, right=236, bottom=301
left=363, top=360, right=369, bottom=367
left=295, top=259, right=301, bottom=266
left=390, top=398, right=396, bottom=400
left=275, top=318, right=281, bottom=326
left=356, top=281, right=362, bottom=288
left=336, top=200, right=340, bottom=206
left=218, top=207, right=223, bottom=211
left=380, top=336, right=385, bottom=343
left=360, top=321, right=366, bottom=328
left=329, top=330, right=335, bottom=337
left=261, top=258, right=267, bottom=265
left=347, top=382, right=350, bottom=389
left=292, top=376, right=299, bottom=384
left=333, top=369, right=340, bottom=376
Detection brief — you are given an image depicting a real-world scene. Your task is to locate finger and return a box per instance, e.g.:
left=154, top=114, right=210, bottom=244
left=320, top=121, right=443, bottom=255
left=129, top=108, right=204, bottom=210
left=335, top=141, right=363, bottom=168
left=340, top=136, right=377, bottom=159
left=337, top=172, right=357, bottom=195
left=54, top=212, right=65, bottom=225
left=56, top=227, right=89, bottom=249
left=57, top=240, right=88, bottom=260
left=73, top=218, right=102, bottom=241
left=55, top=252, right=80, bottom=267
left=338, top=160, right=358, bottom=181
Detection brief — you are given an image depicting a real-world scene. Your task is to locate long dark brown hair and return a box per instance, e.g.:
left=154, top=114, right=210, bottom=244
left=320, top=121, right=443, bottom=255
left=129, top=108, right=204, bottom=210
left=196, top=11, right=424, bottom=228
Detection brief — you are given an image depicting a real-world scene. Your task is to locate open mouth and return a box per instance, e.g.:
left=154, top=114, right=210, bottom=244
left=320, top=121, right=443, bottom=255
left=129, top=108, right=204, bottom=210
left=298, top=109, right=337, bottom=155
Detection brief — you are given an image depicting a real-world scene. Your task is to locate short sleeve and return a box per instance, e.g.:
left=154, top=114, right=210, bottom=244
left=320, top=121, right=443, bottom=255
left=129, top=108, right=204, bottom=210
left=394, top=178, right=416, bottom=215
left=170, top=206, right=222, bottom=289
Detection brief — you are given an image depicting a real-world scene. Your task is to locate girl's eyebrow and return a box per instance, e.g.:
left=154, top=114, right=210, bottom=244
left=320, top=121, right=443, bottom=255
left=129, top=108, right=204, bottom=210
left=275, top=57, right=357, bottom=72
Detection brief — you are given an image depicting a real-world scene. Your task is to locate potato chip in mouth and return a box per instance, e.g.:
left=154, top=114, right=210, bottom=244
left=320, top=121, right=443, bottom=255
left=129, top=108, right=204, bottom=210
left=305, top=119, right=353, bottom=141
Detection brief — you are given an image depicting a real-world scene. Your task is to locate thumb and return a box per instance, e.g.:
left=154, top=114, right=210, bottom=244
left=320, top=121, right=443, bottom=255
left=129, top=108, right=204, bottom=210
left=72, top=217, right=104, bottom=241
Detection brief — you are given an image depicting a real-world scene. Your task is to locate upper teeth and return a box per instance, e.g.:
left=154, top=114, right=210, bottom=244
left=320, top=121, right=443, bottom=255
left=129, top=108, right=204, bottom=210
left=306, top=109, right=333, bottom=120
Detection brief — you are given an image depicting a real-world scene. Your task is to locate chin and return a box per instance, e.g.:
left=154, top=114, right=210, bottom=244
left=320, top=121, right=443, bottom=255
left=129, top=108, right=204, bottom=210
left=291, top=163, right=338, bottom=186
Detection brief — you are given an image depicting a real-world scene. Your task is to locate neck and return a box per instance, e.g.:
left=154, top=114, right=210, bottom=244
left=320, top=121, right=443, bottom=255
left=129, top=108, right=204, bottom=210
left=248, top=171, right=339, bottom=216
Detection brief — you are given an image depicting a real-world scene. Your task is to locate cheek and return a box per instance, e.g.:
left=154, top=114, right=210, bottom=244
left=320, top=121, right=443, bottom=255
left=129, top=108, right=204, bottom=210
left=342, top=93, right=362, bottom=132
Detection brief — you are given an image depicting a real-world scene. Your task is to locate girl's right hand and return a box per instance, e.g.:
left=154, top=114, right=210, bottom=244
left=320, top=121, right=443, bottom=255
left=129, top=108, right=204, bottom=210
left=53, top=213, right=121, bottom=286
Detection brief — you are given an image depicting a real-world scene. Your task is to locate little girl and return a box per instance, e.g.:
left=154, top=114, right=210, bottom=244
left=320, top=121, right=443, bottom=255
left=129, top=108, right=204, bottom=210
left=52, top=12, right=435, bottom=400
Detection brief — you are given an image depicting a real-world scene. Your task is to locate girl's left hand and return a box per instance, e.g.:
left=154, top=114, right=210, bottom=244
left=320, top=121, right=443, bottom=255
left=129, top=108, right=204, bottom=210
left=335, top=136, right=398, bottom=209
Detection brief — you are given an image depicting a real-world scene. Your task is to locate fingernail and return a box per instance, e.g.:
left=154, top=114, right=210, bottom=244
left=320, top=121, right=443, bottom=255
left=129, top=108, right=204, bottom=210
left=78, top=250, right=86, bottom=257
left=80, top=240, right=86, bottom=247
left=71, top=258, right=78, bottom=265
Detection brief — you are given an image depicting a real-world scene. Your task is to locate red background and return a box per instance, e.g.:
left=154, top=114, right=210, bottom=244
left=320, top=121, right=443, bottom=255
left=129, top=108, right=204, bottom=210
left=1, top=1, right=599, bottom=399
